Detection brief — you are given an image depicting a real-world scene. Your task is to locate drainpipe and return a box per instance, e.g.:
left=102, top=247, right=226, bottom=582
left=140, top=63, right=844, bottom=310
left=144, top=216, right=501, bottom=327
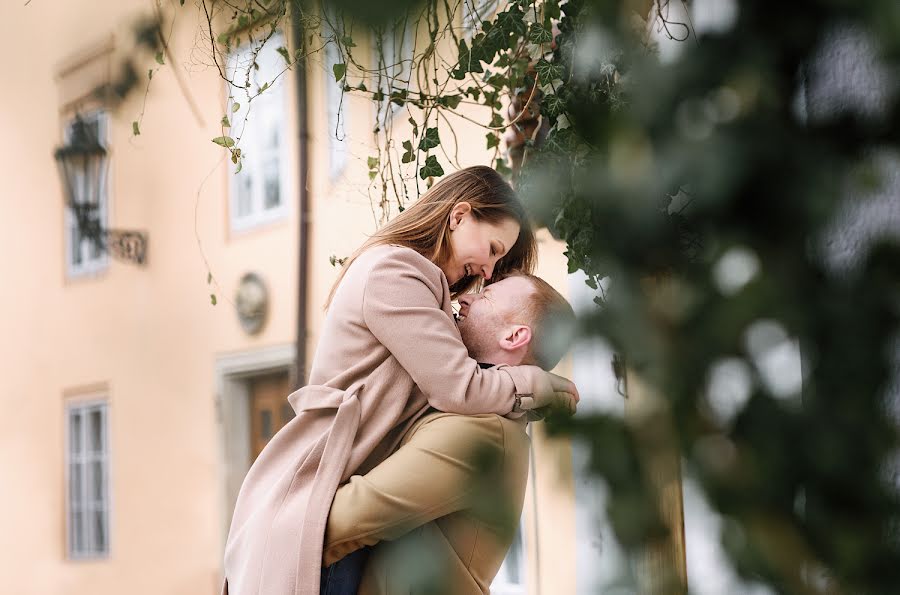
left=292, top=2, right=310, bottom=391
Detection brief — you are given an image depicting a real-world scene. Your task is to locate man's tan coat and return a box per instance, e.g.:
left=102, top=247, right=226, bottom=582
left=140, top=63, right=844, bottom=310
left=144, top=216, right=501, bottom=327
left=222, top=245, right=544, bottom=595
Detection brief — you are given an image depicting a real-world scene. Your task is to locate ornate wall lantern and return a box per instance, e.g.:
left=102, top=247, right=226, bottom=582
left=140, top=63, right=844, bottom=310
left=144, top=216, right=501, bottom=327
left=54, top=115, right=148, bottom=265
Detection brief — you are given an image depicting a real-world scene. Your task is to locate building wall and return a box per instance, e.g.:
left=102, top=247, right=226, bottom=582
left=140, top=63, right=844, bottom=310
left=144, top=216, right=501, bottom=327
left=0, top=2, right=578, bottom=594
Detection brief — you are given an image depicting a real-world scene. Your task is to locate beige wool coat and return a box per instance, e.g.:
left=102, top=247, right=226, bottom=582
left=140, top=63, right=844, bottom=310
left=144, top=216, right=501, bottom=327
left=222, top=245, right=546, bottom=595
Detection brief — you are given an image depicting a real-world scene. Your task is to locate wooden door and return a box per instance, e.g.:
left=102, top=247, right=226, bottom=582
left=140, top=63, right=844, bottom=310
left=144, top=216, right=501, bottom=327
left=249, top=372, right=294, bottom=461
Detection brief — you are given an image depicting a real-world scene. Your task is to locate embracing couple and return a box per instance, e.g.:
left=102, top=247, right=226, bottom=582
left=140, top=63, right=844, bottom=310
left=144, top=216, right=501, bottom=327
left=223, top=166, right=580, bottom=595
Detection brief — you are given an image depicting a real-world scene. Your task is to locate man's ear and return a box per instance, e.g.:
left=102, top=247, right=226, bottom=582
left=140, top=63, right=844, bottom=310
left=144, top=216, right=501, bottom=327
left=449, top=201, right=472, bottom=231
left=500, top=325, right=532, bottom=352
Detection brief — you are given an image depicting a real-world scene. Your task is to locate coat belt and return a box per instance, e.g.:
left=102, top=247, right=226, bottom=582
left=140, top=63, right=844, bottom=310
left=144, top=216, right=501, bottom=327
left=290, top=384, right=363, bottom=594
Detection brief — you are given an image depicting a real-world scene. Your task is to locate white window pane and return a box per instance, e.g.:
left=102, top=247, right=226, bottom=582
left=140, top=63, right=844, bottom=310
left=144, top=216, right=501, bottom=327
left=89, top=408, right=104, bottom=453
left=228, top=34, right=287, bottom=230
left=264, top=116, right=280, bottom=150
left=70, top=225, right=83, bottom=267
left=88, top=235, right=102, bottom=261
left=504, top=527, right=523, bottom=583
left=91, top=508, right=107, bottom=553
left=263, top=158, right=281, bottom=209
left=70, top=411, right=82, bottom=454
left=237, top=174, right=254, bottom=216
left=69, top=462, right=83, bottom=506
left=90, top=460, right=104, bottom=503
left=493, top=521, right=526, bottom=592
left=71, top=509, right=85, bottom=555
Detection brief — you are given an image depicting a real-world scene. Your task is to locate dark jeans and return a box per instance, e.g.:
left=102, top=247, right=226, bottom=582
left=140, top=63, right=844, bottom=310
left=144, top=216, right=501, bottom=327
left=320, top=547, right=370, bottom=595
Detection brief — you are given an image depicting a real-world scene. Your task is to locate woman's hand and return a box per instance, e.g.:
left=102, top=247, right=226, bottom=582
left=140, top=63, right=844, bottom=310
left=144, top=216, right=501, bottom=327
left=517, top=371, right=580, bottom=416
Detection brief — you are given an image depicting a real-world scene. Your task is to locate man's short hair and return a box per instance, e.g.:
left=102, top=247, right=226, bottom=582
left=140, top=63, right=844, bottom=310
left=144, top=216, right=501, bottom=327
left=515, top=274, right=576, bottom=370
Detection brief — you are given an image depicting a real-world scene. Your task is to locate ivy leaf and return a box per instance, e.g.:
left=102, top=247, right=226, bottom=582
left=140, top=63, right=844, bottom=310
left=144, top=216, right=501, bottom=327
left=544, top=1, right=561, bottom=21
left=418, top=127, right=441, bottom=151
left=341, top=35, right=356, bottom=48
left=543, top=93, right=566, bottom=118
left=419, top=155, right=444, bottom=179
left=235, top=160, right=243, bottom=174
left=332, top=63, right=347, bottom=82
left=155, top=51, right=165, bottom=65
left=210, top=294, right=217, bottom=306
left=367, top=156, right=379, bottom=170
left=221, top=115, right=231, bottom=127
left=528, top=23, right=553, bottom=45
left=495, top=158, right=512, bottom=177
left=148, top=69, right=153, bottom=80
left=212, top=136, right=236, bottom=148
left=231, top=102, right=240, bottom=113
left=401, top=140, right=415, bottom=164
left=132, top=121, right=141, bottom=136
left=439, top=95, right=462, bottom=109
left=496, top=7, right=527, bottom=37
left=534, top=59, right=563, bottom=83
left=390, top=89, right=407, bottom=106
left=276, top=46, right=290, bottom=64
left=486, top=132, right=500, bottom=149
left=408, top=117, right=419, bottom=138
left=489, top=112, right=505, bottom=128
left=259, top=81, right=270, bottom=93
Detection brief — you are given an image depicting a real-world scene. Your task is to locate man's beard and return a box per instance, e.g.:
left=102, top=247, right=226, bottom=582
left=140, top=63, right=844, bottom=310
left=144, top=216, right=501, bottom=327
left=458, top=318, right=502, bottom=364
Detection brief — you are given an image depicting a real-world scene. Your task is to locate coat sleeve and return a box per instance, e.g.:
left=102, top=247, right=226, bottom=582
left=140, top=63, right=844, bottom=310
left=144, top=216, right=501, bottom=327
left=322, top=414, right=522, bottom=566
left=361, top=248, right=543, bottom=415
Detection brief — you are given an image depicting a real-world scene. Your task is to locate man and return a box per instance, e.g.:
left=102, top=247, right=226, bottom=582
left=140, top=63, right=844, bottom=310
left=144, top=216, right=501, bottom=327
left=320, top=273, right=576, bottom=594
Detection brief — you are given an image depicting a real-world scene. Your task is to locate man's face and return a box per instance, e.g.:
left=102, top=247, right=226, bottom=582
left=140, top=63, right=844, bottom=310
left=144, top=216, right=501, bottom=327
left=456, top=276, right=534, bottom=362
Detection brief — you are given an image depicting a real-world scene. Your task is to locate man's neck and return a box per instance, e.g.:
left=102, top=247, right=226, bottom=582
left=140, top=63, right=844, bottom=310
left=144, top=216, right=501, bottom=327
left=474, top=352, right=522, bottom=367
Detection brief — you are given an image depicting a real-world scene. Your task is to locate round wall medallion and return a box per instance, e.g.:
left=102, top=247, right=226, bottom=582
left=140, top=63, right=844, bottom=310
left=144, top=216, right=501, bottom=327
left=235, top=272, right=269, bottom=335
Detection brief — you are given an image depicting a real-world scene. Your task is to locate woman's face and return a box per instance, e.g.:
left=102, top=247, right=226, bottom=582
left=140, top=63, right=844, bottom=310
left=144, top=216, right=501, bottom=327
left=443, top=203, right=520, bottom=285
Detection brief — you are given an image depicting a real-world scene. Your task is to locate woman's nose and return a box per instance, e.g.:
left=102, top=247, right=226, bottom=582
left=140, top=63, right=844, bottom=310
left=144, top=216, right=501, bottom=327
left=482, top=262, right=494, bottom=280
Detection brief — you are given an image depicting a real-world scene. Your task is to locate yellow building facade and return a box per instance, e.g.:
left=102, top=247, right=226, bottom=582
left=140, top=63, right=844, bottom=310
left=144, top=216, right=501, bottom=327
left=0, top=2, right=589, bottom=594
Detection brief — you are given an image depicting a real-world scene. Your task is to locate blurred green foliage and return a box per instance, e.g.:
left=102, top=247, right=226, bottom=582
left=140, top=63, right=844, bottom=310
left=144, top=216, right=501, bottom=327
left=190, top=0, right=900, bottom=591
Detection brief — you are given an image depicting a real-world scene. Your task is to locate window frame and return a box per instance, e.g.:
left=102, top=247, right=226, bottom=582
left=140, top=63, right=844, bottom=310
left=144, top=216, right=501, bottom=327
left=63, top=110, right=110, bottom=279
left=65, top=397, right=111, bottom=560
left=226, top=32, right=291, bottom=235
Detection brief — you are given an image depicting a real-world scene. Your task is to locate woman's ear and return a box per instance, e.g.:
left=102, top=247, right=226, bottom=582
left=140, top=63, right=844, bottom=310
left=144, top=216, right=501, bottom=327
left=449, top=202, right=472, bottom=231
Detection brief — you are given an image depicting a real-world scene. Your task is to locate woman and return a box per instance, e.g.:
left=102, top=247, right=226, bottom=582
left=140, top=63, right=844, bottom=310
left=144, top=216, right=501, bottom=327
left=222, top=166, right=578, bottom=595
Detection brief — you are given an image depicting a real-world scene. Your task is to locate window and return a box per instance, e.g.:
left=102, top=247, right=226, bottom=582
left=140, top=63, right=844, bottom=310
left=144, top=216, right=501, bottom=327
left=66, top=399, right=110, bottom=559
left=462, top=0, right=504, bottom=36
left=374, top=17, right=415, bottom=126
left=227, top=33, right=290, bottom=233
left=492, top=521, right=526, bottom=594
left=323, top=10, right=348, bottom=180
left=64, top=111, right=109, bottom=278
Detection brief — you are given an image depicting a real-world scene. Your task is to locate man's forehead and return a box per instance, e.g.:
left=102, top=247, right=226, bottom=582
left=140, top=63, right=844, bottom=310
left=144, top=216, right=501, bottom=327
left=489, top=275, right=535, bottom=299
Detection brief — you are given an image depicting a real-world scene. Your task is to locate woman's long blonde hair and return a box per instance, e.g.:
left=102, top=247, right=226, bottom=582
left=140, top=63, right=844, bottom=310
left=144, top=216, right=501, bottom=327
left=326, top=166, right=537, bottom=308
